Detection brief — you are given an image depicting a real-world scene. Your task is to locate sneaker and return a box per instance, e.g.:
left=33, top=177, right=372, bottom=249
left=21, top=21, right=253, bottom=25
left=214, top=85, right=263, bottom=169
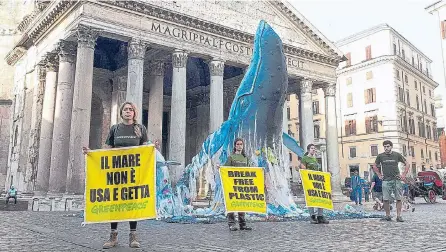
left=239, top=224, right=252, bottom=231
left=103, top=231, right=118, bottom=249
left=310, top=215, right=318, bottom=224
left=317, top=216, right=329, bottom=224
left=396, top=216, right=404, bottom=222
left=229, top=225, right=238, bottom=231
left=129, top=231, right=140, bottom=248
left=380, top=216, right=392, bottom=221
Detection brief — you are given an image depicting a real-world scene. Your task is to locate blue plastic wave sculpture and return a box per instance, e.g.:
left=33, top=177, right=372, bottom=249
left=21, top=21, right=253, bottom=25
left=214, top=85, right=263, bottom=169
left=152, top=20, right=308, bottom=218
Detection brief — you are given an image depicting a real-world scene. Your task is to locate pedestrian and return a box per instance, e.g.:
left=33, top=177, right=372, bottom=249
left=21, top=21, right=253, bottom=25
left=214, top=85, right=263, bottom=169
left=362, top=179, right=370, bottom=202
left=372, top=140, right=410, bottom=222
left=83, top=101, right=148, bottom=248
left=371, top=171, right=383, bottom=210
left=351, top=170, right=362, bottom=205
left=223, top=138, right=253, bottom=231
left=300, top=143, right=329, bottom=224
left=5, top=185, right=18, bottom=204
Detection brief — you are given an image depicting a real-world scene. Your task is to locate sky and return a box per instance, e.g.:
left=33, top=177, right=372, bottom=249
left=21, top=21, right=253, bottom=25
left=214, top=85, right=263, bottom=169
left=290, top=0, right=446, bottom=94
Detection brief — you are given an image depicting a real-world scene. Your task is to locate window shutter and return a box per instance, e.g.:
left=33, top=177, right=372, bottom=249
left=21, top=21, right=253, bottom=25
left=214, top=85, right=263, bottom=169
left=365, top=117, right=370, bottom=133
left=372, top=88, right=376, bottom=102
left=352, top=120, right=357, bottom=135
left=442, top=21, right=446, bottom=39
left=345, top=121, right=349, bottom=135
left=373, top=116, right=378, bottom=132
left=346, top=53, right=351, bottom=66
left=364, top=90, right=369, bottom=104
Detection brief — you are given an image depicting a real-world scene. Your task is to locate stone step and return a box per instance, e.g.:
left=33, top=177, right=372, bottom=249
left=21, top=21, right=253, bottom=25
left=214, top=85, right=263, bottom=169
left=1, top=200, right=29, bottom=211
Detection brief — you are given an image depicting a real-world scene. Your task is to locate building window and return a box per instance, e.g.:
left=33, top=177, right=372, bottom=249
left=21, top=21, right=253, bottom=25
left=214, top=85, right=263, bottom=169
left=429, top=89, right=432, bottom=97
left=393, top=43, right=397, bottom=54
left=427, top=125, right=432, bottom=139
left=423, top=86, right=426, bottom=94
left=410, top=146, right=415, bottom=157
left=414, top=80, right=418, bottom=90
left=289, top=153, right=292, bottom=162
left=406, top=90, right=410, bottom=106
left=404, top=75, right=408, bottom=83
left=402, top=49, right=406, bottom=59
left=424, top=100, right=427, bottom=113
left=313, top=101, right=320, bottom=114
left=401, top=114, right=408, bottom=132
left=402, top=144, right=407, bottom=156
left=442, top=21, right=446, bottom=39
left=396, top=69, right=400, bottom=80
left=365, top=115, right=378, bottom=133
left=346, top=52, right=351, bottom=66
left=429, top=150, right=432, bottom=161
left=412, top=57, right=415, bottom=66
left=366, top=71, right=373, bottom=80
left=346, top=77, right=352, bottom=85
left=421, top=149, right=424, bottom=158
left=409, top=118, right=416, bottom=134
left=416, top=96, right=420, bottom=110
left=435, top=152, right=439, bottom=161
left=398, top=87, right=405, bottom=103
left=431, top=103, right=435, bottom=116
left=345, top=119, right=357, bottom=136
left=371, top=145, right=378, bottom=157
left=349, top=147, right=357, bottom=158
left=420, top=62, right=423, bottom=71
left=314, top=125, right=320, bottom=139
left=366, top=45, right=372, bottom=60
left=364, top=88, right=376, bottom=104
left=347, top=93, right=353, bottom=107
left=287, top=107, right=290, bottom=120
left=418, top=121, right=426, bottom=137
left=434, top=123, right=438, bottom=141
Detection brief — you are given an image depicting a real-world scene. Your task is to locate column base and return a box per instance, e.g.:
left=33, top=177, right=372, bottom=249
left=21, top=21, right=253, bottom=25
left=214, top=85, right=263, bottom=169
left=33, top=191, right=48, bottom=197
left=30, top=194, right=84, bottom=212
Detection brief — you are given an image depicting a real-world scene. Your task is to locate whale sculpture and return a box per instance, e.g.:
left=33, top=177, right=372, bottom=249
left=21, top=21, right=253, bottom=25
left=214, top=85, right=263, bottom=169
left=153, top=20, right=306, bottom=218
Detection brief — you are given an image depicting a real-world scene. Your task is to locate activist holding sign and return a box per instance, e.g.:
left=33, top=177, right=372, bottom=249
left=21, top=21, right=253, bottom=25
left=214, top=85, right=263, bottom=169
left=83, top=101, right=148, bottom=249
left=220, top=138, right=253, bottom=231
left=299, top=144, right=329, bottom=224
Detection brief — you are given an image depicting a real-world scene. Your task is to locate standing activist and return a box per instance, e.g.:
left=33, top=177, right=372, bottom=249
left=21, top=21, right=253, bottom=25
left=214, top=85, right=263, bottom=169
left=299, top=144, right=329, bottom=224
left=83, top=101, right=148, bottom=248
left=372, top=140, right=409, bottom=222
left=223, top=138, right=253, bottom=231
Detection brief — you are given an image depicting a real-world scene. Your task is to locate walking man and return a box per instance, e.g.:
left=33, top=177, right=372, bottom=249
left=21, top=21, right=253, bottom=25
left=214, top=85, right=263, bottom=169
left=372, top=140, right=409, bottom=222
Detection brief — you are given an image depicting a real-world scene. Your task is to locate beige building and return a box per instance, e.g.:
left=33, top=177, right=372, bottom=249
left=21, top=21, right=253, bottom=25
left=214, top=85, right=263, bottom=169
left=335, top=24, right=441, bottom=183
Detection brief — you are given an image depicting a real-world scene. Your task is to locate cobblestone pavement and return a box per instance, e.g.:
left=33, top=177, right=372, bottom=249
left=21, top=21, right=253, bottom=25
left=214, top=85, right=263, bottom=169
left=1, top=199, right=446, bottom=252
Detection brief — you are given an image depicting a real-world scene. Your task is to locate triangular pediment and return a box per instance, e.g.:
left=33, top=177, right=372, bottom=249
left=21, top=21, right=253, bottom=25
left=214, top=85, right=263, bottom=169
left=146, top=0, right=342, bottom=59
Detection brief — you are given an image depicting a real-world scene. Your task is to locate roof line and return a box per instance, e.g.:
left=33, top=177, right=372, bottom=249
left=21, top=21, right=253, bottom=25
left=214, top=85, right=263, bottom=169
left=335, top=23, right=433, bottom=63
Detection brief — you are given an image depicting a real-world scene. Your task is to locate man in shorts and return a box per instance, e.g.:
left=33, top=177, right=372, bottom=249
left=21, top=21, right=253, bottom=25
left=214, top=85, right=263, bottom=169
left=372, top=140, right=409, bottom=222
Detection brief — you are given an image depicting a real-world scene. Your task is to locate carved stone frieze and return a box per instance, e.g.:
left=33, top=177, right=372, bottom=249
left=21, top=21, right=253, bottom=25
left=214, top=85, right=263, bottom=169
left=128, top=39, right=147, bottom=60
left=75, top=25, right=99, bottom=49
left=172, top=49, right=188, bottom=68
left=57, top=40, right=77, bottom=63
left=209, top=59, right=225, bottom=76
left=324, top=83, right=336, bottom=97
left=149, top=61, right=165, bottom=76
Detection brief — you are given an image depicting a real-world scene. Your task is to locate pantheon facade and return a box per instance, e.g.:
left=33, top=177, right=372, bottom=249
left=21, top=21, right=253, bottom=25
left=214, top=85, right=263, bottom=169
left=5, top=0, right=344, bottom=199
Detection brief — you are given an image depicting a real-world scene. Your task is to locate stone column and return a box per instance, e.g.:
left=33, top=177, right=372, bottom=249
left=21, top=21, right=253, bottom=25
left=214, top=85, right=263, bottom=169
left=111, top=76, right=127, bottom=125
left=209, top=59, right=224, bottom=132
left=320, top=145, right=328, bottom=172
left=35, top=53, right=58, bottom=195
left=168, top=49, right=188, bottom=184
left=126, top=39, right=146, bottom=123
left=66, top=25, right=98, bottom=195
left=282, top=100, right=291, bottom=178
left=48, top=40, right=77, bottom=193
left=25, top=63, right=46, bottom=192
left=147, top=60, right=164, bottom=146
left=324, top=83, right=342, bottom=196
left=299, top=79, right=314, bottom=150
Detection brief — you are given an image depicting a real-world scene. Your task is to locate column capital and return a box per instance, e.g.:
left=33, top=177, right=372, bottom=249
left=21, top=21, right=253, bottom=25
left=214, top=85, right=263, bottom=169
left=57, top=40, right=77, bottom=63
left=37, top=61, right=47, bottom=81
left=75, top=25, right=99, bottom=49
left=149, top=60, right=165, bottom=76
left=209, top=59, right=225, bottom=76
left=324, top=83, right=336, bottom=97
left=128, top=39, right=147, bottom=60
left=300, top=79, right=313, bottom=94
left=172, top=49, right=188, bottom=68
left=44, top=53, right=59, bottom=72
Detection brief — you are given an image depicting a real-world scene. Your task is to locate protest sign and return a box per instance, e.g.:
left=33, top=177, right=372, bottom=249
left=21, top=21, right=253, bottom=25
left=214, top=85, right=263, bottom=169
left=220, top=167, right=266, bottom=214
left=84, top=145, right=156, bottom=224
left=299, top=169, right=333, bottom=210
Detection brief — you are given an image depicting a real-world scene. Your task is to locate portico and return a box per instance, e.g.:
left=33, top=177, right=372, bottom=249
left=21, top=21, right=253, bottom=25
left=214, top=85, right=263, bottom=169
left=5, top=1, right=344, bottom=202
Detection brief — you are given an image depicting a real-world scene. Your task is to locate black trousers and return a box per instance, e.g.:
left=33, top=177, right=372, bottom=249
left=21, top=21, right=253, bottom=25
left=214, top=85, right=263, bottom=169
left=5, top=196, right=17, bottom=204
left=227, top=212, right=246, bottom=226
left=111, top=221, right=137, bottom=230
